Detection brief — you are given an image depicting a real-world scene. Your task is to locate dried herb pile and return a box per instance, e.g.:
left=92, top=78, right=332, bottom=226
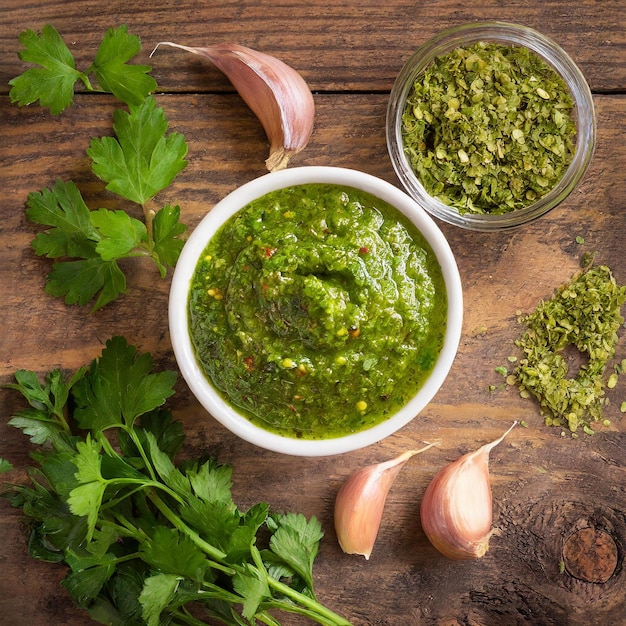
left=401, top=41, right=576, bottom=214
left=515, top=263, right=626, bottom=434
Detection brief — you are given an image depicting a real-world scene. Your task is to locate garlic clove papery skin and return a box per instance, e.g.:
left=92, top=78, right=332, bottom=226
left=420, top=448, right=494, bottom=560
left=420, top=423, right=516, bottom=560
left=335, top=445, right=435, bottom=559
left=334, top=456, right=405, bottom=559
left=151, top=42, right=315, bottom=171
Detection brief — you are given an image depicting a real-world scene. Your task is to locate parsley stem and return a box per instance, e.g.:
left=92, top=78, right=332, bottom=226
left=254, top=612, right=281, bottom=626
left=103, top=495, right=153, bottom=541
left=120, top=478, right=184, bottom=505
left=198, top=580, right=246, bottom=604
left=144, top=202, right=156, bottom=247
left=96, top=431, right=119, bottom=458
left=147, top=490, right=233, bottom=568
left=264, top=578, right=351, bottom=625
left=124, top=425, right=158, bottom=483
left=56, top=406, right=72, bottom=435
left=79, top=72, right=94, bottom=92
left=110, top=551, right=142, bottom=565
left=171, top=611, right=212, bottom=626
left=100, top=517, right=146, bottom=542
left=99, top=485, right=147, bottom=513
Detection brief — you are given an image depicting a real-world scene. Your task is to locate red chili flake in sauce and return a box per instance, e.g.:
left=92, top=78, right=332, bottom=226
left=263, top=246, right=277, bottom=258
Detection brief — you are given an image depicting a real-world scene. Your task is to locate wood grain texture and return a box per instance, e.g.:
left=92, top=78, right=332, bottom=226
left=1, top=1, right=625, bottom=625
left=0, top=0, right=625, bottom=94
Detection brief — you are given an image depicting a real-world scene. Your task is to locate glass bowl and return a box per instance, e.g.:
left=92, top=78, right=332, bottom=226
left=169, top=166, right=463, bottom=456
left=386, top=22, right=596, bottom=231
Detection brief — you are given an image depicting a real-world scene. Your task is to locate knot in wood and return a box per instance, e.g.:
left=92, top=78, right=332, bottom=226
left=562, top=527, right=618, bottom=583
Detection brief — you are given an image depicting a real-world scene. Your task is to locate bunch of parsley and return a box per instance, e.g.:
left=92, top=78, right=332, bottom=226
left=10, top=25, right=188, bottom=310
left=1, top=337, right=350, bottom=626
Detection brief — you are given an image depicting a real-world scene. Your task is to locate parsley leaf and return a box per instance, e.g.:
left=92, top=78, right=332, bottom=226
left=62, top=551, right=117, bottom=607
left=145, top=431, right=191, bottom=497
left=27, top=180, right=100, bottom=259
left=6, top=481, right=87, bottom=559
left=139, top=573, right=180, bottom=626
left=232, top=564, right=271, bottom=620
left=152, top=204, right=187, bottom=275
left=25, top=180, right=130, bottom=310
left=268, top=512, right=324, bottom=590
left=67, top=437, right=107, bottom=540
left=140, top=526, right=208, bottom=580
left=45, top=257, right=127, bottom=310
left=26, top=175, right=187, bottom=310
left=7, top=410, right=67, bottom=446
left=72, top=336, right=177, bottom=431
left=90, top=208, right=148, bottom=260
left=40, top=453, right=83, bottom=498
left=87, top=562, right=146, bottom=624
left=5, top=367, right=86, bottom=443
left=187, top=457, right=234, bottom=505
left=10, top=24, right=156, bottom=113
left=9, top=24, right=85, bottom=114
left=88, top=96, right=188, bottom=206
left=90, top=25, right=157, bottom=106
left=121, top=409, right=185, bottom=459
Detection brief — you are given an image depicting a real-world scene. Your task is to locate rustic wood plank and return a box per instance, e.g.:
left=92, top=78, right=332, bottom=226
left=1, top=0, right=624, bottom=95
left=1, top=0, right=625, bottom=623
left=1, top=84, right=625, bottom=624
left=2, top=92, right=625, bottom=374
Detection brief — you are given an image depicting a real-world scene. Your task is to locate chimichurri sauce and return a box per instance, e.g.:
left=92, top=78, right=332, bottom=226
left=189, top=184, right=447, bottom=440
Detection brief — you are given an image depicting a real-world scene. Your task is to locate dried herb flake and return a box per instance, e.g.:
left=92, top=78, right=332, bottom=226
left=514, top=264, right=626, bottom=433
left=402, top=42, right=576, bottom=214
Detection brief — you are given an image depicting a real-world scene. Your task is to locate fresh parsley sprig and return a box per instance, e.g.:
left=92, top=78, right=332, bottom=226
left=27, top=99, right=189, bottom=310
left=11, top=25, right=189, bottom=310
left=2, top=337, right=351, bottom=626
left=9, top=24, right=157, bottom=114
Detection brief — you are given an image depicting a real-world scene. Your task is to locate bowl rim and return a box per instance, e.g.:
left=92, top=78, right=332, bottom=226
left=169, top=166, right=463, bottom=456
left=386, top=21, right=597, bottom=231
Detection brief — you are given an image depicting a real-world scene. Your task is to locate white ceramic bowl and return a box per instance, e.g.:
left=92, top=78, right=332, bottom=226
left=169, top=166, right=463, bottom=456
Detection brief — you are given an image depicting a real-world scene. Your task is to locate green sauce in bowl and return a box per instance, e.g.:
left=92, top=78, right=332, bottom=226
left=188, top=183, right=447, bottom=439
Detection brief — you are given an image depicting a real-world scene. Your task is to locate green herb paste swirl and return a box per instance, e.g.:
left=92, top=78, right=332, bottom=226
left=189, top=184, right=447, bottom=439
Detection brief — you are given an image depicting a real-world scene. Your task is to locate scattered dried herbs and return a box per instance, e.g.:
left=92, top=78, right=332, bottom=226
left=401, top=42, right=576, bottom=214
left=514, top=263, right=626, bottom=433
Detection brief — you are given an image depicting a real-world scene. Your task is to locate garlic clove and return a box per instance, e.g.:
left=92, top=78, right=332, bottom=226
left=334, top=443, right=436, bottom=559
left=420, top=422, right=517, bottom=560
left=151, top=42, right=315, bottom=171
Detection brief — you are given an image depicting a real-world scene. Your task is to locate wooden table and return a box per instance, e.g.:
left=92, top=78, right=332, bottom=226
left=1, top=1, right=624, bottom=624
